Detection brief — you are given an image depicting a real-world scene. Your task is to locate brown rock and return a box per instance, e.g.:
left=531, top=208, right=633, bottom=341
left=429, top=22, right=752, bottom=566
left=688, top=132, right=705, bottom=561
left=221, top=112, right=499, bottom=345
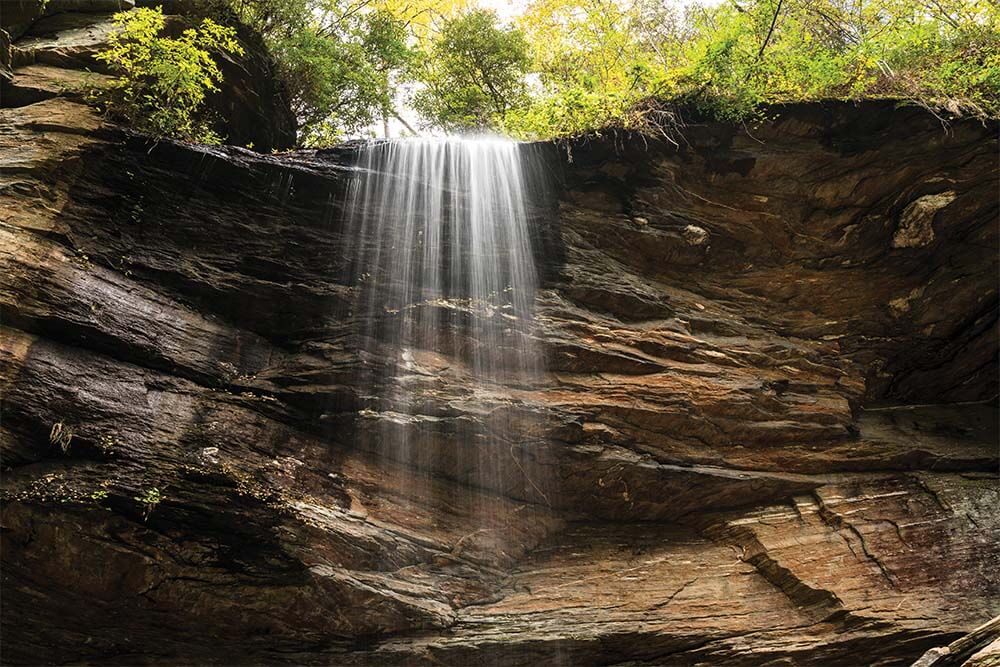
left=892, top=191, right=957, bottom=248
left=0, top=25, right=997, bottom=665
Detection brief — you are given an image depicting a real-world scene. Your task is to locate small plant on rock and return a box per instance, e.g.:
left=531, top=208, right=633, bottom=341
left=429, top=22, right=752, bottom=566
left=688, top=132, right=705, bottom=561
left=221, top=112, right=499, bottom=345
left=96, top=434, right=119, bottom=456
left=134, top=487, right=164, bottom=521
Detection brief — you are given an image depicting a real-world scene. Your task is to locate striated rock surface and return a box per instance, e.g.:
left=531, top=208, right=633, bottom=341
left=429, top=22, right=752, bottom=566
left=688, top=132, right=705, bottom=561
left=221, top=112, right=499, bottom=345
left=1, top=10, right=998, bottom=666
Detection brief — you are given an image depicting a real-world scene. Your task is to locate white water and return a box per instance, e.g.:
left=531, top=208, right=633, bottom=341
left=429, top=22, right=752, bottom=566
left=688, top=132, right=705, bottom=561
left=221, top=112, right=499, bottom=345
left=341, top=138, right=545, bottom=505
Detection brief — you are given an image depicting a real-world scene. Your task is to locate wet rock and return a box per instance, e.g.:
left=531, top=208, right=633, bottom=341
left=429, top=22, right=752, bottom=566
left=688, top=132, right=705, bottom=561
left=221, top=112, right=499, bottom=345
left=893, top=191, right=957, bottom=248
left=682, top=223, right=709, bottom=245
left=0, top=18, right=997, bottom=665
left=0, top=29, right=12, bottom=81
left=10, top=11, right=119, bottom=71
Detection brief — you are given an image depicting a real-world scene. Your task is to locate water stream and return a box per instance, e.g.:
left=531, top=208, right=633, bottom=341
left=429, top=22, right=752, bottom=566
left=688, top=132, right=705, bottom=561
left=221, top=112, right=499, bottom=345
left=341, top=138, right=548, bottom=524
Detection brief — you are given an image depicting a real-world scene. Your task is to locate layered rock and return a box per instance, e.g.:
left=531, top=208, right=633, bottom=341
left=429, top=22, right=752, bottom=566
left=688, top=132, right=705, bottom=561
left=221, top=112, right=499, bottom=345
left=1, top=10, right=998, bottom=666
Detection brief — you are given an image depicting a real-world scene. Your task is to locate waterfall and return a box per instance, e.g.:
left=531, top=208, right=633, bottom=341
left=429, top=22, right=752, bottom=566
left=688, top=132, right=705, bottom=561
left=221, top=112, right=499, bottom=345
left=341, top=138, right=548, bottom=522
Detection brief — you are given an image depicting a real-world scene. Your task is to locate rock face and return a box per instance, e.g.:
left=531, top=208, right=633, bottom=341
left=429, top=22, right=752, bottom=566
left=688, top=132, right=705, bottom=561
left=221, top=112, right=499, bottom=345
left=1, top=12, right=999, bottom=667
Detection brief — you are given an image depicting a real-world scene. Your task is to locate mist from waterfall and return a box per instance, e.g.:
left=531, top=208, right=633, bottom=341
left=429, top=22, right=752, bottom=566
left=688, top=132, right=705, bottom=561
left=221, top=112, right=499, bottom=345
left=341, top=138, right=548, bottom=531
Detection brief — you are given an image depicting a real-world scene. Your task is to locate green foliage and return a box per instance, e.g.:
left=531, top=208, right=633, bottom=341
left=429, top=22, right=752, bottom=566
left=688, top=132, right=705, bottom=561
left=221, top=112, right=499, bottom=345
left=225, top=0, right=414, bottom=144
left=96, top=434, right=118, bottom=456
left=411, top=9, right=531, bottom=133
left=280, top=11, right=412, bottom=144
left=134, top=487, right=164, bottom=521
left=94, top=0, right=997, bottom=142
left=135, top=487, right=163, bottom=505
left=505, top=0, right=999, bottom=138
left=669, top=0, right=1000, bottom=122
left=507, top=0, right=663, bottom=137
left=95, top=7, right=244, bottom=144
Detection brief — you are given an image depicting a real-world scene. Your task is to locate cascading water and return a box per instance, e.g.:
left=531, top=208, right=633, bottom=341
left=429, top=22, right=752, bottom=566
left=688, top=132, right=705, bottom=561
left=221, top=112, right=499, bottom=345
left=341, top=138, right=549, bottom=534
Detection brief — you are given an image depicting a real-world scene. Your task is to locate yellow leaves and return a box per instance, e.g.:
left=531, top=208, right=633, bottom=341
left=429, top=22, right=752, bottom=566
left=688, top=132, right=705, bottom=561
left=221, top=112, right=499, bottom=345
left=93, top=6, right=243, bottom=144
left=376, top=0, right=470, bottom=39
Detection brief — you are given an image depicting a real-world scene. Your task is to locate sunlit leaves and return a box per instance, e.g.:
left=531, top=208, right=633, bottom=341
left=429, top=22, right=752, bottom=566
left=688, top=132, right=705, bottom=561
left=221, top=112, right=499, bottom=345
left=100, top=0, right=998, bottom=143
left=95, top=7, right=244, bottom=144
left=227, top=0, right=414, bottom=144
left=411, top=9, right=531, bottom=132
left=506, top=0, right=998, bottom=137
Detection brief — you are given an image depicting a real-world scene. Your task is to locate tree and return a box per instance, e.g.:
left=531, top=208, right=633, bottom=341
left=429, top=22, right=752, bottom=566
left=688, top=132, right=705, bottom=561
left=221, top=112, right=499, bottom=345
left=411, top=9, right=531, bottom=133
left=508, top=0, right=663, bottom=137
left=224, top=0, right=414, bottom=144
left=94, top=7, right=244, bottom=144
left=99, top=0, right=999, bottom=144
left=272, top=9, right=413, bottom=144
left=671, top=0, right=1000, bottom=120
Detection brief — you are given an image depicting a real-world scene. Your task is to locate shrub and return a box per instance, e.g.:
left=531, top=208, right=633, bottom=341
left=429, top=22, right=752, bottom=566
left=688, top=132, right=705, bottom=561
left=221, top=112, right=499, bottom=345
left=134, top=487, right=164, bottom=521
left=95, top=7, right=244, bottom=144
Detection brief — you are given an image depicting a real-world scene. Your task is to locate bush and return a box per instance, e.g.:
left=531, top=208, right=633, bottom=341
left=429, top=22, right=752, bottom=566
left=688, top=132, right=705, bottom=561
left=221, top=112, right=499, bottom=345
left=95, top=7, right=244, bottom=144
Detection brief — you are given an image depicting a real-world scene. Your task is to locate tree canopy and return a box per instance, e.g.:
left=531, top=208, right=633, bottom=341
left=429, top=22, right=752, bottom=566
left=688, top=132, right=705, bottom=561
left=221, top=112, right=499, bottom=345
left=97, top=0, right=1000, bottom=144
left=506, top=0, right=999, bottom=136
left=224, top=0, right=415, bottom=144
left=411, top=10, right=531, bottom=132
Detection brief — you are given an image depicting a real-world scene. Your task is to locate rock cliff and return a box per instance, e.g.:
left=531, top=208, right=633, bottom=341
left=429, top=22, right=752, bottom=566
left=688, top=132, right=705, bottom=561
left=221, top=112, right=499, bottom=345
left=1, top=8, right=998, bottom=666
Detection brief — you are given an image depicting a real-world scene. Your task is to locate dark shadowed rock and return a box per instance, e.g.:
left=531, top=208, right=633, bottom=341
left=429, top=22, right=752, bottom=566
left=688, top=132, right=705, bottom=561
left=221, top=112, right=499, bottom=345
left=0, top=12, right=997, bottom=666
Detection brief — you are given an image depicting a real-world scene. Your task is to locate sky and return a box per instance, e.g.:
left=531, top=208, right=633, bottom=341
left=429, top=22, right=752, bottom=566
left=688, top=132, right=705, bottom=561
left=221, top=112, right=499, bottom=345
left=482, top=0, right=530, bottom=20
